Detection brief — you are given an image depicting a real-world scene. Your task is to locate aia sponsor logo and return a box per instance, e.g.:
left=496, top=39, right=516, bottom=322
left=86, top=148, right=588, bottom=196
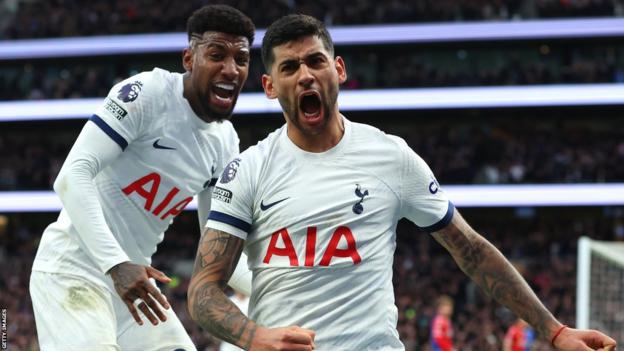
left=263, top=226, right=361, bottom=267
left=122, top=172, right=192, bottom=220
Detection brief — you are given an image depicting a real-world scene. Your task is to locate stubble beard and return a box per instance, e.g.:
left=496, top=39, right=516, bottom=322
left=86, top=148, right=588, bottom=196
left=197, top=88, right=236, bottom=123
left=282, top=90, right=338, bottom=137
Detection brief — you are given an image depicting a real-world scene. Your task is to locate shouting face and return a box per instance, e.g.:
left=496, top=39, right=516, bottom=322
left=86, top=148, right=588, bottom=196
left=183, top=31, right=250, bottom=122
left=262, top=35, right=347, bottom=146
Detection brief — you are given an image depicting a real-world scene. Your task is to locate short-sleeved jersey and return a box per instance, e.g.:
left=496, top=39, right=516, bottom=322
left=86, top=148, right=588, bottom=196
left=207, top=117, right=453, bottom=350
left=33, top=68, right=239, bottom=286
left=431, top=315, right=454, bottom=351
left=504, top=325, right=535, bottom=351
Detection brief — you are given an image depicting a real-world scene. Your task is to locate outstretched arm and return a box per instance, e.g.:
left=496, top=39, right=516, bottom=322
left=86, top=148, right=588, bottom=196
left=432, top=210, right=616, bottom=351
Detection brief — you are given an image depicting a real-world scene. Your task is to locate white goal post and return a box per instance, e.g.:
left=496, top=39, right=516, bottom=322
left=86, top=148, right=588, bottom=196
left=576, top=236, right=624, bottom=345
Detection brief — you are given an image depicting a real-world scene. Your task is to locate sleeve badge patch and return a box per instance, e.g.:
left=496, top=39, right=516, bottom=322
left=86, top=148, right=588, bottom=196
left=117, top=81, right=143, bottom=102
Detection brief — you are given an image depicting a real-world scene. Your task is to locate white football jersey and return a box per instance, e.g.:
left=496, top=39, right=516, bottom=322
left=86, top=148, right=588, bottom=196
left=207, top=117, right=453, bottom=350
left=33, top=68, right=239, bottom=286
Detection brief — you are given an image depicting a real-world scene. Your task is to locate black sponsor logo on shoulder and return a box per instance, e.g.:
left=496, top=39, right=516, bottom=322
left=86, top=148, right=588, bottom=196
left=212, top=186, right=233, bottom=203
left=104, top=98, right=128, bottom=120
left=117, top=81, right=143, bottom=102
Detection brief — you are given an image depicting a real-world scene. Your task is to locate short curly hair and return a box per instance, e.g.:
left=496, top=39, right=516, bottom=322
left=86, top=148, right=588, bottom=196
left=261, top=14, right=334, bottom=72
left=187, top=5, right=255, bottom=45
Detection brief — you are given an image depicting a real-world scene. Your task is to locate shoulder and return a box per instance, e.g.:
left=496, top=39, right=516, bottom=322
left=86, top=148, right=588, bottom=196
left=351, top=121, right=409, bottom=149
left=219, top=119, right=238, bottom=136
left=229, top=126, right=284, bottom=173
left=114, top=68, right=171, bottom=99
left=242, top=125, right=284, bottom=160
left=348, top=121, right=413, bottom=166
left=107, top=69, right=172, bottom=116
left=213, top=119, right=240, bottom=158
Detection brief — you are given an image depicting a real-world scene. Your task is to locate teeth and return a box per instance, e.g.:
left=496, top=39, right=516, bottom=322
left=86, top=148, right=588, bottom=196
left=215, top=83, right=235, bottom=91
left=215, top=95, right=232, bottom=102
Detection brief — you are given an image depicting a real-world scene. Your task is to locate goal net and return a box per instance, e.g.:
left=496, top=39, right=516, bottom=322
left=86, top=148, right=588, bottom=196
left=576, top=236, right=624, bottom=345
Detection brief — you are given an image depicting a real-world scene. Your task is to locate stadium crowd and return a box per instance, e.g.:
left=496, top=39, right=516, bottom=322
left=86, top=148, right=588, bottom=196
left=3, top=0, right=623, bottom=39
left=2, top=117, right=623, bottom=190
left=2, top=43, right=623, bottom=101
left=2, top=208, right=622, bottom=350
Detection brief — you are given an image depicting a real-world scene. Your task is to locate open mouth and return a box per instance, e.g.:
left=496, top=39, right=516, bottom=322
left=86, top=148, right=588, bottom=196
left=298, top=91, right=322, bottom=118
left=212, top=83, right=236, bottom=104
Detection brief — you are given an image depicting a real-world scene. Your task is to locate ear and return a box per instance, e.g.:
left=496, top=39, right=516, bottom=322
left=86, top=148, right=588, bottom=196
left=262, top=74, right=278, bottom=99
left=182, top=48, right=193, bottom=72
left=335, top=56, right=347, bottom=84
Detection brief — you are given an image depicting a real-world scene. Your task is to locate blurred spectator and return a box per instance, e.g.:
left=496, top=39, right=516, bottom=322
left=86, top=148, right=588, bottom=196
left=503, top=318, right=535, bottom=351
left=431, top=295, right=455, bottom=351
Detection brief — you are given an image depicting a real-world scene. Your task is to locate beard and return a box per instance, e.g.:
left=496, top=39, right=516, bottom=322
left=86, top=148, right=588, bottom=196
left=280, top=87, right=338, bottom=136
left=197, top=89, right=236, bottom=122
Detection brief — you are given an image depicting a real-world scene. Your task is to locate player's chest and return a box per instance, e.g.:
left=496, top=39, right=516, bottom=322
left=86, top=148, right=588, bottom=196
left=252, top=162, right=398, bottom=232
left=122, top=119, right=221, bottom=194
left=248, top=161, right=398, bottom=267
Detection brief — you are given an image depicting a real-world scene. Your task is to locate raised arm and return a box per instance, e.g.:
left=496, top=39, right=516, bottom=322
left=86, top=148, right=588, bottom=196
left=432, top=210, right=616, bottom=351
left=188, top=228, right=316, bottom=351
left=187, top=227, right=255, bottom=347
left=196, top=189, right=252, bottom=295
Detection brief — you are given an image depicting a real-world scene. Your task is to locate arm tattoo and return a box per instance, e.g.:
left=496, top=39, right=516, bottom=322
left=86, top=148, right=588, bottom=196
left=432, top=211, right=558, bottom=339
left=189, top=228, right=257, bottom=349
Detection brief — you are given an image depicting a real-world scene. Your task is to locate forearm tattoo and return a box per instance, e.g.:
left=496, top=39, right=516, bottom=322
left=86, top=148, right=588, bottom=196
left=189, top=229, right=256, bottom=348
left=432, top=213, right=557, bottom=339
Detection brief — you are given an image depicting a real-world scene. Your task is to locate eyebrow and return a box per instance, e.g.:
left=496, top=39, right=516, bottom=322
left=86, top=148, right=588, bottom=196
left=278, top=51, right=326, bottom=66
left=278, top=58, right=299, bottom=68
left=307, top=52, right=325, bottom=59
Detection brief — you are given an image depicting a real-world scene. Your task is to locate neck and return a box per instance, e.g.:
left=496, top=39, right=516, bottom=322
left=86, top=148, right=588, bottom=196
left=287, top=112, right=345, bottom=153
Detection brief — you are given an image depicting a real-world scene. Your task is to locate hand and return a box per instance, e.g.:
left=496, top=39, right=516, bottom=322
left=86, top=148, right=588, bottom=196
left=109, top=262, right=172, bottom=326
left=249, top=325, right=316, bottom=351
left=553, top=326, right=617, bottom=351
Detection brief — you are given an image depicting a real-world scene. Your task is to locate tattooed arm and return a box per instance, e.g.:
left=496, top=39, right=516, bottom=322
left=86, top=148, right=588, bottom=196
left=188, top=228, right=316, bottom=351
left=432, top=210, right=616, bottom=350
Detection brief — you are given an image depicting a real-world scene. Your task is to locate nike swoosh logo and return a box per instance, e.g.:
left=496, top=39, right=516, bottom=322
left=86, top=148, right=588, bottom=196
left=153, top=139, right=176, bottom=150
left=260, top=197, right=289, bottom=211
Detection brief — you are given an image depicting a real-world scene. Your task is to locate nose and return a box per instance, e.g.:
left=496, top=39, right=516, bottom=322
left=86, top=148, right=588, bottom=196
left=297, top=64, right=314, bottom=88
left=221, top=57, right=238, bottom=80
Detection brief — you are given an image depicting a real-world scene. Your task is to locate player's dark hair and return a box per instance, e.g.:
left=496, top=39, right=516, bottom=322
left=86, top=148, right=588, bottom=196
left=261, top=14, right=334, bottom=72
left=187, top=5, right=255, bottom=45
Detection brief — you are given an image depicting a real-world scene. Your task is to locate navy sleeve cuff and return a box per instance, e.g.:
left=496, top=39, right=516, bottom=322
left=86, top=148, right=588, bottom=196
left=208, top=210, right=251, bottom=233
left=420, top=201, right=455, bottom=233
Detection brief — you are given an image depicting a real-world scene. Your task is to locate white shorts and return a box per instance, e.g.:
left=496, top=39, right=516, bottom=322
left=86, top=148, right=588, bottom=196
left=30, top=271, right=196, bottom=351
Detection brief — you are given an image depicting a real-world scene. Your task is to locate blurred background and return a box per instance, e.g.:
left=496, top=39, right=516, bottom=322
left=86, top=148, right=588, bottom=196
left=1, top=0, right=624, bottom=350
